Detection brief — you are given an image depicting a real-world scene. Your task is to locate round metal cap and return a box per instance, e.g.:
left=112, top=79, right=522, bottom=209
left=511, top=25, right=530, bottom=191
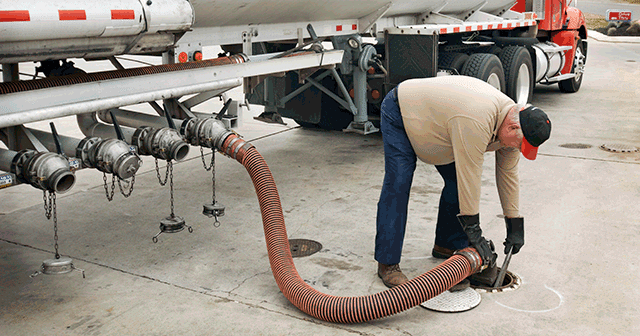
left=289, top=239, right=322, bottom=258
left=160, top=216, right=186, bottom=233
left=203, top=203, right=225, bottom=218
left=600, top=143, right=638, bottom=153
left=420, top=287, right=481, bottom=313
left=115, top=153, right=141, bottom=180
left=42, top=257, right=74, bottom=275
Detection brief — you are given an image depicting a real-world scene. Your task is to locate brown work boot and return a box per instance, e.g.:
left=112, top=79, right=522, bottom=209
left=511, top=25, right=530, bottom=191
left=377, top=263, right=409, bottom=288
left=431, top=245, right=456, bottom=259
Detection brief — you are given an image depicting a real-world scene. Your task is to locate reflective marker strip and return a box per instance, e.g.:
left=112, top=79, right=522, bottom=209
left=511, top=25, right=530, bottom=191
left=1, top=9, right=136, bottom=22
left=0, top=10, right=30, bottom=22
left=438, top=20, right=537, bottom=34
left=111, top=9, right=135, bottom=20
left=336, top=25, right=342, bottom=31
left=59, top=10, right=86, bottom=21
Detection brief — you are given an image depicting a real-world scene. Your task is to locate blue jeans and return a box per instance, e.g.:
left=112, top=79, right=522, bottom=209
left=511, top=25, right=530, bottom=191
left=374, top=87, right=469, bottom=265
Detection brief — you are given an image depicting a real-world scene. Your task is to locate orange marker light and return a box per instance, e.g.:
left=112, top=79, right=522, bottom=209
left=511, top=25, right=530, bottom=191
left=371, top=90, right=380, bottom=100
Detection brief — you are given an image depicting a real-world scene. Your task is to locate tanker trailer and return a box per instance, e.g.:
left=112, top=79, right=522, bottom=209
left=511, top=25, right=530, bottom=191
left=228, top=0, right=587, bottom=132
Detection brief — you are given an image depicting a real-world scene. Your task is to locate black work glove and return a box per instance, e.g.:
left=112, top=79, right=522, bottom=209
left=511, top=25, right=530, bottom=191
left=457, top=214, right=497, bottom=268
left=504, top=217, right=524, bottom=254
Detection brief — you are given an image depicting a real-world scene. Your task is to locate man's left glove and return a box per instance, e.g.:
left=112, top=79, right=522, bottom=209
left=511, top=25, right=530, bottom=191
left=504, top=217, right=524, bottom=254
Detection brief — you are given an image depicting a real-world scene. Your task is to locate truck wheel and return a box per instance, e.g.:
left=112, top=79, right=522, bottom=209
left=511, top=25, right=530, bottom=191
left=559, top=38, right=586, bottom=93
left=499, top=46, right=533, bottom=104
left=461, top=53, right=506, bottom=92
left=438, top=52, right=469, bottom=74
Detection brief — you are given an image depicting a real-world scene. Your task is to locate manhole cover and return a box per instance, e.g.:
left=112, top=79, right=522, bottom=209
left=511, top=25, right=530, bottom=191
left=560, top=143, right=592, bottom=149
left=420, top=287, right=481, bottom=312
left=289, top=239, right=322, bottom=258
left=470, top=269, right=521, bottom=293
left=600, top=143, right=639, bottom=153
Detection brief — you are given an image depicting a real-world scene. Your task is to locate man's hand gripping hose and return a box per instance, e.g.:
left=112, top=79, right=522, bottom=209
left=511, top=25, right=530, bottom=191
left=457, top=214, right=497, bottom=271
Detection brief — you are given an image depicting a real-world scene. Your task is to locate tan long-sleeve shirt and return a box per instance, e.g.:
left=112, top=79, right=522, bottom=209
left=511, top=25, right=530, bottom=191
left=397, top=76, right=521, bottom=218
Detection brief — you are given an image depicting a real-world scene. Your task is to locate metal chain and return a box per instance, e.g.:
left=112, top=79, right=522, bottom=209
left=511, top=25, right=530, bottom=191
left=210, top=150, right=216, bottom=204
left=117, top=175, right=136, bottom=198
left=43, top=190, right=53, bottom=219
left=103, top=172, right=116, bottom=201
left=168, top=161, right=175, bottom=217
left=43, top=190, right=60, bottom=259
left=200, top=147, right=214, bottom=171
left=155, top=158, right=170, bottom=186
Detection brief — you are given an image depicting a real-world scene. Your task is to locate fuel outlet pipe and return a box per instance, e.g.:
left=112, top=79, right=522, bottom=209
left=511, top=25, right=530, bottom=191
left=201, top=119, right=483, bottom=323
left=77, top=112, right=189, bottom=162
left=27, top=128, right=141, bottom=180
left=0, top=148, right=75, bottom=193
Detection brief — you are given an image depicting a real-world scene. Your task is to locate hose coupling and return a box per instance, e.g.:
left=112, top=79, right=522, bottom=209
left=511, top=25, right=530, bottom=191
left=78, top=137, right=142, bottom=180
left=10, top=150, right=76, bottom=193
left=132, top=126, right=190, bottom=161
left=180, top=117, right=234, bottom=150
left=454, top=247, right=484, bottom=274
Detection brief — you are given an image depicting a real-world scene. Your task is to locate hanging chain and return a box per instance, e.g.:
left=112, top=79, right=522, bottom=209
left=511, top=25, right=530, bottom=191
left=43, top=190, right=60, bottom=259
left=168, top=161, right=175, bottom=217
left=117, top=175, right=136, bottom=198
left=103, top=172, right=116, bottom=201
left=200, top=147, right=214, bottom=171
left=155, top=158, right=170, bottom=186
left=43, top=190, right=53, bottom=219
left=210, top=150, right=216, bottom=204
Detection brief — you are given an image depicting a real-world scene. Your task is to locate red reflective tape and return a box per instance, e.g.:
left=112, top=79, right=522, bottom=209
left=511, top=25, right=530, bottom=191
left=59, top=10, right=86, bottom=21
left=488, top=24, right=494, bottom=29
left=440, top=28, right=447, bottom=34
left=465, top=26, right=473, bottom=32
left=111, top=9, right=135, bottom=20
left=498, top=24, right=504, bottom=29
left=336, top=25, right=342, bottom=31
left=0, top=10, right=30, bottom=22
left=352, top=24, right=357, bottom=30
left=453, top=27, right=460, bottom=33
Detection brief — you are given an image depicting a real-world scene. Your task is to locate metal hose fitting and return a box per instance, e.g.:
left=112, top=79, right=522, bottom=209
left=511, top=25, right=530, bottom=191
left=180, top=117, right=233, bottom=149
left=78, top=137, right=141, bottom=180
left=132, top=126, right=190, bottom=161
left=10, top=150, right=76, bottom=193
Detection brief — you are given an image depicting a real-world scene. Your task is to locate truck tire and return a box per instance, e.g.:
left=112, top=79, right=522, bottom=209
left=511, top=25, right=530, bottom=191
left=439, top=52, right=469, bottom=74
left=499, top=46, right=533, bottom=104
left=559, top=38, right=586, bottom=93
left=461, top=53, right=506, bottom=93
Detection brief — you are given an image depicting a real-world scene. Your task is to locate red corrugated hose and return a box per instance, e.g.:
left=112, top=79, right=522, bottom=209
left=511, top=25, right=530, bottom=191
left=220, top=134, right=482, bottom=323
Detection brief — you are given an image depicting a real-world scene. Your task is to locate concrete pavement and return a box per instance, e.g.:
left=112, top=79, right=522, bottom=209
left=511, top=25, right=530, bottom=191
left=1, top=36, right=640, bottom=336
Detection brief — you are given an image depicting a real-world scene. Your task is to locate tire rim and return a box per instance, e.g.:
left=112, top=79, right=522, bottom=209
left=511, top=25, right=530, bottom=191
left=515, top=63, right=531, bottom=104
left=573, top=44, right=586, bottom=82
left=486, top=73, right=502, bottom=91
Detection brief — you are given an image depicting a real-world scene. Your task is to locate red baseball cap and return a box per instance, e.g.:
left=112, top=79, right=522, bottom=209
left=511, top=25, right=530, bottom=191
left=519, top=106, right=551, bottom=160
